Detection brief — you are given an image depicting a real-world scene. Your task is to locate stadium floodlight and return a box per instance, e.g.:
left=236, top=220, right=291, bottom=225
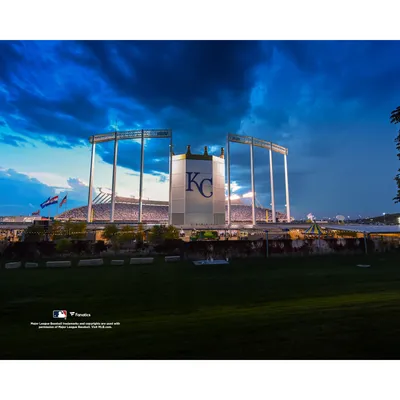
left=87, top=128, right=172, bottom=224
left=226, top=133, right=290, bottom=226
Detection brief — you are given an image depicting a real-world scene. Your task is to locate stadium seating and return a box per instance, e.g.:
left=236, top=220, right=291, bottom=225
left=57, top=203, right=288, bottom=223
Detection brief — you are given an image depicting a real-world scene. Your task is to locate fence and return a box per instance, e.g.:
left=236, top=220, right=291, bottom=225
left=180, top=238, right=397, bottom=260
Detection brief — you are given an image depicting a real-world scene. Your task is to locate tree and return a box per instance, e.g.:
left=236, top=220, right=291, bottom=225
left=391, top=106, right=400, bottom=203
left=51, top=220, right=87, bottom=240
left=70, top=221, right=87, bottom=239
left=24, top=225, right=45, bottom=242
left=148, top=225, right=180, bottom=244
left=50, top=220, right=64, bottom=240
left=102, top=224, right=119, bottom=242
left=164, top=225, right=179, bottom=240
left=94, top=240, right=107, bottom=255
left=102, top=224, right=120, bottom=254
left=136, top=223, right=145, bottom=244
left=56, top=238, right=72, bottom=254
left=391, top=106, right=400, bottom=124
left=63, top=220, right=76, bottom=238
left=119, top=225, right=136, bottom=243
left=148, top=225, right=164, bottom=244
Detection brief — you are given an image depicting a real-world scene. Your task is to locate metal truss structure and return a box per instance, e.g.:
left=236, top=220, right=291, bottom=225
left=226, top=133, right=291, bottom=225
left=87, top=129, right=172, bottom=224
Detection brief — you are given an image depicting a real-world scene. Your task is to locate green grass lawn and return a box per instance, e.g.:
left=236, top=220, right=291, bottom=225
left=1, top=253, right=400, bottom=359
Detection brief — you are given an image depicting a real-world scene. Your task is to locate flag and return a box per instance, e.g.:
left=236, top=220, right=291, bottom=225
left=32, top=210, right=40, bottom=216
left=40, top=195, right=59, bottom=209
left=60, top=194, right=67, bottom=207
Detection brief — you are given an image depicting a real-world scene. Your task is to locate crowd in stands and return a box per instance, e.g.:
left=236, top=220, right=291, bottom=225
left=59, top=203, right=169, bottom=223
left=58, top=203, right=288, bottom=223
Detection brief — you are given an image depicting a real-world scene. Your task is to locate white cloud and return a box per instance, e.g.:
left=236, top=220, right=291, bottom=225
left=225, top=181, right=241, bottom=193
left=23, top=172, right=69, bottom=188
left=208, top=145, right=224, bottom=155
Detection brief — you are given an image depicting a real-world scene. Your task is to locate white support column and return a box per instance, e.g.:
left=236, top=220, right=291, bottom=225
left=87, top=138, right=96, bottom=223
left=110, top=132, right=118, bottom=222
left=138, top=129, right=145, bottom=223
left=284, top=153, right=291, bottom=223
left=227, top=137, right=231, bottom=226
left=250, top=137, right=256, bottom=226
left=269, top=145, right=276, bottom=223
left=168, top=133, right=173, bottom=225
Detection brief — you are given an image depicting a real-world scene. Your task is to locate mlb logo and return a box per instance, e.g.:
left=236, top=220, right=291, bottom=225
left=53, top=310, right=67, bottom=319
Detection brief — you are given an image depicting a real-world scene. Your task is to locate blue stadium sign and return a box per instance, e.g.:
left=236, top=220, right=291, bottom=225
left=186, top=172, right=213, bottom=198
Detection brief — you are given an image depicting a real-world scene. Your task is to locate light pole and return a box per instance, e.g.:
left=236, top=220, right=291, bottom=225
left=383, top=213, right=386, bottom=224
left=264, top=230, right=269, bottom=258
left=87, top=137, right=96, bottom=223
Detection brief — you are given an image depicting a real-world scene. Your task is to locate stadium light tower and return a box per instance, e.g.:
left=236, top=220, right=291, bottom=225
left=250, top=137, right=256, bottom=226
left=226, top=133, right=290, bottom=225
left=284, top=153, right=291, bottom=222
left=110, top=131, right=119, bottom=222
left=87, top=129, right=172, bottom=224
left=269, top=144, right=276, bottom=223
left=138, top=129, right=145, bottom=223
left=87, top=137, right=96, bottom=223
left=226, top=138, right=231, bottom=226
left=168, top=141, right=173, bottom=225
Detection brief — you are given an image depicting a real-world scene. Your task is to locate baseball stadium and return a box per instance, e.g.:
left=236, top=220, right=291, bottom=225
left=57, top=130, right=293, bottom=227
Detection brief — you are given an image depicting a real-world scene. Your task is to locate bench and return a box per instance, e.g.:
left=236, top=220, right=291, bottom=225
left=46, top=261, right=71, bottom=268
left=111, top=260, right=125, bottom=266
left=5, top=262, right=21, bottom=269
left=77, top=259, right=104, bottom=267
left=165, top=256, right=180, bottom=263
left=25, top=262, right=39, bottom=268
left=129, top=257, right=154, bottom=265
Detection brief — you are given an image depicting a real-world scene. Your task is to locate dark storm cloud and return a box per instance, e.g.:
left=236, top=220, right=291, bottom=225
left=77, top=41, right=264, bottom=109
left=0, top=41, right=25, bottom=82
left=0, top=133, right=29, bottom=147
left=70, top=40, right=267, bottom=151
left=1, top=40, right=400, bottom=217
left=0, top=40, right=265, bottom=160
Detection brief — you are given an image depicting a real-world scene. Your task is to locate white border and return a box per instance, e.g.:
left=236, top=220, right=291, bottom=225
left=2, top=0, right=400, bottom=398
left=1, top=361, right=400, bottom=400
left=1, top=0, right=400, bottom=39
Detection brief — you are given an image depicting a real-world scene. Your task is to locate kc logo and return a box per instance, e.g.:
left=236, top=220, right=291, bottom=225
left=186, top=172, right=213, bottom=198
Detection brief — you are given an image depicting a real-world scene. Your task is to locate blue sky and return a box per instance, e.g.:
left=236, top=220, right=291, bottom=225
left=0, top=40, right=399, bottom=219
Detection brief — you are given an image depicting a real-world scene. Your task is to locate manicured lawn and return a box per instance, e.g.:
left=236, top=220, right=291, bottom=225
left=1, top=253, right=400, bottom=359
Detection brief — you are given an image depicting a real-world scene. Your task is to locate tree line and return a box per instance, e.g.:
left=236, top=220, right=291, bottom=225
left=21, top=220, right=180, bottom=253
left=391, top=105, right=400, bottom=203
